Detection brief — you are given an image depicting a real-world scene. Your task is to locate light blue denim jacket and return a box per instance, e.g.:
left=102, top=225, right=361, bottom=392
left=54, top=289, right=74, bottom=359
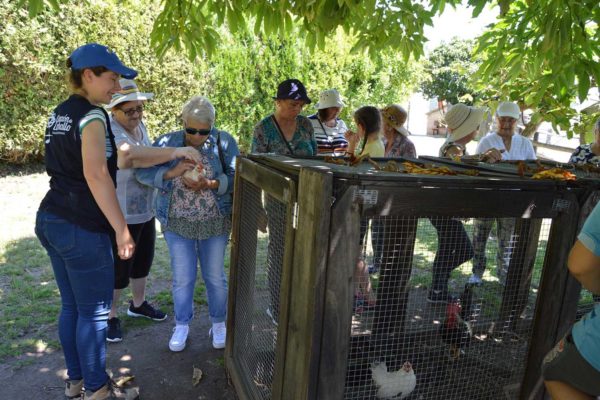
left=135, top=128, right=239, bottom=228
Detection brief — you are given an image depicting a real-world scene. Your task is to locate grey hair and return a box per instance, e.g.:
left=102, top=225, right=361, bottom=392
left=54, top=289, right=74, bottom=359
left=181, top=96, right=215, bottom=126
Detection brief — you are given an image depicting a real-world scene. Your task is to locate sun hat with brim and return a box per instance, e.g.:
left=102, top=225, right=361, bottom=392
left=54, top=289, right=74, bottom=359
left=444, top=103, right=486, bottom=141
left=381, top=104, right=410, bottom=137
left=315, top=89, right=344, bottom=109
left=106, top=79, right=154, bottom=109
left=69, top=43, right=137, bottom=79
left=496, top=101, right=521, bottom=120
left=273, top=79, right=311, bottom=104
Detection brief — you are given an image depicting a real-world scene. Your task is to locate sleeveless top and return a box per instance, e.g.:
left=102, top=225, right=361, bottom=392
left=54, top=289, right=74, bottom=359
left=39, top=94, right=117, bottom=232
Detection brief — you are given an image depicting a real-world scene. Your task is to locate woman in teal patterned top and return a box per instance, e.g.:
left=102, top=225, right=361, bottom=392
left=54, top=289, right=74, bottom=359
left=251, top=79, right=317, bottom=156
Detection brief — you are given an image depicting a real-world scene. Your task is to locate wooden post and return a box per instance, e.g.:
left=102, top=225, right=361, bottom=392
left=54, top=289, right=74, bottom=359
left=225, top=157, right=298, bottom=400
left=280, top=167, right=333, bottom=400
left=316, top=186, right=361, bottom=399
left=519, top=194, right=580, bottom=400
left=225, top=157, right=258, bottom=399
left=497, top=218, right=543, bottom=332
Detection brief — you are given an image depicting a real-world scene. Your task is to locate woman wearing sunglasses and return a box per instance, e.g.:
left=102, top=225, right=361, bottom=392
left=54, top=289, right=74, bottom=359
left=136, top=96, right=239, bottom=352
left=105, top=79, right=202, bottom=343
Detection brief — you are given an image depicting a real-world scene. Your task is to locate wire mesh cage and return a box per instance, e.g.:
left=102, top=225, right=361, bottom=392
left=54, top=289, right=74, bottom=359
left=226, top=155, right=597, bottom=400
left=345, top=216, right=552, bottom=400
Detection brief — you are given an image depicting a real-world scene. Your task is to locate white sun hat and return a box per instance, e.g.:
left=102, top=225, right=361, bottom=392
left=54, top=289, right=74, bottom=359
left=315, top=89, right=345, bottom=109
left=106, top=79, right=154, bottom=109
left=444, top=103, right=486, bottom=141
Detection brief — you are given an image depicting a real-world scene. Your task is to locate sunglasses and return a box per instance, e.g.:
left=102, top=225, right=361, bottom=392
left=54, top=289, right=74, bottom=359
left=120, top=105, right=144, bottom=117
left=185, top=127, right=212, bottom=136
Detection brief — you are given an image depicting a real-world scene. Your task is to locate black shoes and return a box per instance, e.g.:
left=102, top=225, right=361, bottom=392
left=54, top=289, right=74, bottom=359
left=107, top=301, right=167, bottom=343
left=106, top=318, right=123, bottom=343
left=127, top=300, right=167, bottom=321
left=427, top=289, right=452, bottom=304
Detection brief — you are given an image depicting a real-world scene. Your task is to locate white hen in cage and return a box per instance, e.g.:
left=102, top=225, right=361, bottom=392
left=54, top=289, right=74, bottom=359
left=371, top=361, right=416, bottom=399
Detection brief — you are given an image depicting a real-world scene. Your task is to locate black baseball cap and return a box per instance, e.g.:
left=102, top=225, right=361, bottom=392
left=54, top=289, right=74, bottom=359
left=273, top=79, right=311, bottom=103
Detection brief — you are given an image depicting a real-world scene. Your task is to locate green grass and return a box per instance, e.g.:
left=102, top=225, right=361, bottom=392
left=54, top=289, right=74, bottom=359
left=362, top=218, right=555, bottom=320
left=0, top=170, right=230, bottom=364
left=0, top=169, right=593, bottom=366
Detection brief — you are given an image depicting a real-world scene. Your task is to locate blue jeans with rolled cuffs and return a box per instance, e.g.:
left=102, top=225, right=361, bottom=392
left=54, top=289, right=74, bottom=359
left=164, top=230, right=229, bottom=325
left=34, top=211, right=113, bottom=392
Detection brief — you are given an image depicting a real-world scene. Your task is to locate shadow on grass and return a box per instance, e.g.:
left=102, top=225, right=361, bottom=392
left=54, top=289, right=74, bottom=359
left=0, top=236, right=60, bottom=361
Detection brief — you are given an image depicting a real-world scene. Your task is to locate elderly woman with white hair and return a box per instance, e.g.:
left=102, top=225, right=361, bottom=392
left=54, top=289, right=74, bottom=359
left=136, top=96, right=239, bottom=352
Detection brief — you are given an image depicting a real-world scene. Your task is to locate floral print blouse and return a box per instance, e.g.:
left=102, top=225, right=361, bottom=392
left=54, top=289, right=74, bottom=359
left=251, top=114, right=317, bottom=156
left=570, top=144, right=600, bottom=165
left=167, top=150, right=231, bottom=240
left=383, top=133, right=416, bottom=158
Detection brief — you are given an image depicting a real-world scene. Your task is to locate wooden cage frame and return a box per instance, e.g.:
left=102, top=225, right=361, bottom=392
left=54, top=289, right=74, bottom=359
left=225, top=155, right=597, bottom=400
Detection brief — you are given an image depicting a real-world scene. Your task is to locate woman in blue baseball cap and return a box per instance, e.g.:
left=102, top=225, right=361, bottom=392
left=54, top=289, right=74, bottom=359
left=34, top=43, right=140, bottom=400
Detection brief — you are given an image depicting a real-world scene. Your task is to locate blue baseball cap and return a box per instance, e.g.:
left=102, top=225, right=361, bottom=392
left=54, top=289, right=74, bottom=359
left=69, top=43, right=137, bottom=79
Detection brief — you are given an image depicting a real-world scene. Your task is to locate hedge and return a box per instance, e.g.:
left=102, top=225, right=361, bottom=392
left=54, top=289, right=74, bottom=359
left=0, top=0, right=423, bottom=163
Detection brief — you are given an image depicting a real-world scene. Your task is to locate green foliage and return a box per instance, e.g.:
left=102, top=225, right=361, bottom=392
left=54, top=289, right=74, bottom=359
left=473, top=0, right=600, bottom=137
left=420, top=38, right=480, bottom=105
left=1, top=0, right=422, bottom=163
left=0, top=0, right=207, bottom=163
left=148, top=0, right=447, bottom=61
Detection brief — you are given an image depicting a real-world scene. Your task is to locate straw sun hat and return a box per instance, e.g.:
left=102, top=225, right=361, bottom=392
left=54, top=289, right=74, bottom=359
left=381, top=104, right=410, bottom=137
left=106, top=79, right=153, bottom=109
left=444, top=103, right=486, bottom=141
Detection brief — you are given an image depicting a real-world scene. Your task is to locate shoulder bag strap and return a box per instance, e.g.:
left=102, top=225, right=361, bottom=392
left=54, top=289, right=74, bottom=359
left=271, top=115, right=295, bottom=155
left=216, top=131, right=227, bottom=173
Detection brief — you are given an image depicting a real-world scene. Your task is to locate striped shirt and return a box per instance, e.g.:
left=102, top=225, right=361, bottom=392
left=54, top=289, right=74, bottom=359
left=308, top=114, right=348, bottom=155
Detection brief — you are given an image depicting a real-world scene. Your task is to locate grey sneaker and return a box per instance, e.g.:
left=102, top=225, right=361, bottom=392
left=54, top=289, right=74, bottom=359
left=65, top=379, right=83, bottom=399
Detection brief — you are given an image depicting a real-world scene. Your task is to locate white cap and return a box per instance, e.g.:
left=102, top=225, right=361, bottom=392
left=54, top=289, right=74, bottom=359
left=496, top=101, right=520, bottom=120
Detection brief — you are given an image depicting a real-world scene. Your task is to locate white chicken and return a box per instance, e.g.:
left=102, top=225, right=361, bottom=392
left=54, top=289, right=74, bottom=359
left=371, top=361, right=416, bottom=399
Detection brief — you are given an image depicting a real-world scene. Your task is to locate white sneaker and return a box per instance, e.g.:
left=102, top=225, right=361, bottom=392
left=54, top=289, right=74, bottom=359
left=169, top=324, right=189, bottom=352
left=209, top=322, right=226, bottom=349
left=266, top=308, right=278, bottom=326
left=468, top=274, right=483, bottom=285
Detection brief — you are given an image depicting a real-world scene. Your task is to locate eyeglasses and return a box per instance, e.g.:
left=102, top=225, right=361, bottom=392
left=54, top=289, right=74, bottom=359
left=185, top=127, right=212, bottom=136
left=120, top=105, right=144, bottom=117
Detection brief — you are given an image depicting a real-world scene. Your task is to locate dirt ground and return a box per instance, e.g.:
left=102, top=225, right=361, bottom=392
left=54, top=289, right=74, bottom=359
left=0, top=308, right=238, bottom=400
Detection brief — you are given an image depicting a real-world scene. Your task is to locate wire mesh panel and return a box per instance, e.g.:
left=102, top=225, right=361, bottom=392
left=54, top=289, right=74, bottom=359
left=229, top=177, right=290, bottom=400
left=345, top=215, right=553, bottom=400
left=228, top=155, right=591, bottom=400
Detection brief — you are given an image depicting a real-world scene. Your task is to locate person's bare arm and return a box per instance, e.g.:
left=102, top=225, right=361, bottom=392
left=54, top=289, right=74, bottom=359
left=568, top=240, right=600, bottom=295
left=82, top=121, right=134, bottom=260
left=117, top=143, right=200, bottom=169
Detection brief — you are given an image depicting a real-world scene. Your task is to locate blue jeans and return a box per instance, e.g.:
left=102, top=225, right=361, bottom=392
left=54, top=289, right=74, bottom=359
left=35, top=211, right=112, bottom=391
left=164, top=231, right=229, bottom=325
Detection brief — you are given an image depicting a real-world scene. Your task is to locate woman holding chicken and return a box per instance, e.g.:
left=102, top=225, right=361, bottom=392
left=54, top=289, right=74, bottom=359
left=136, top=96, right=239, bottom=352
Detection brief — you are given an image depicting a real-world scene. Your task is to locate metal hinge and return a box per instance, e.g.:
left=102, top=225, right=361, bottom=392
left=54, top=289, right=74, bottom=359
left=292, top=202, right=299, bottom=229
